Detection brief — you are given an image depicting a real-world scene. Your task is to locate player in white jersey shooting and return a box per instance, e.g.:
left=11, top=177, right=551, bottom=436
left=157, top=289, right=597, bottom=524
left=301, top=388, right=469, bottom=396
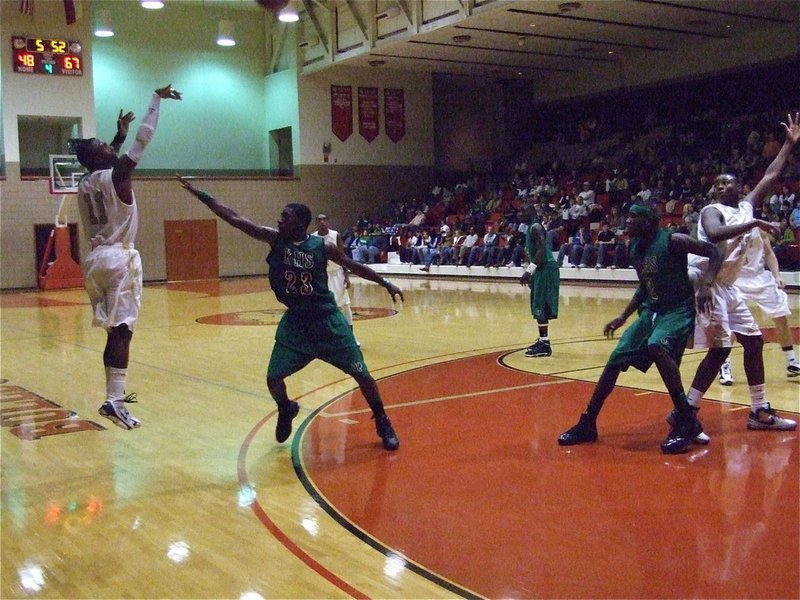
left=69, top=84, right=181, bottom=430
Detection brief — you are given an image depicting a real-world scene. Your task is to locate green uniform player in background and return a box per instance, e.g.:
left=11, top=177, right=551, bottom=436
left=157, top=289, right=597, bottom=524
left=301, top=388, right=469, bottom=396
left=558, top=202, right=723, bottom=454
left=177, top=176, right=403, bottom=451
left=520, top=213, right=560, bottom=357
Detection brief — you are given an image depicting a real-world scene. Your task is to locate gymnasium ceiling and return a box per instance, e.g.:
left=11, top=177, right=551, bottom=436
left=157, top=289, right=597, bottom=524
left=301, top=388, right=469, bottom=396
left=266, top=0, right=800, bottom=83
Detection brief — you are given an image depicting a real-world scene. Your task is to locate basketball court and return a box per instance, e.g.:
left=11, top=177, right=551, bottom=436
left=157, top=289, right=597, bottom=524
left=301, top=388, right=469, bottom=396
left=1, top=277, right=798, bottom=598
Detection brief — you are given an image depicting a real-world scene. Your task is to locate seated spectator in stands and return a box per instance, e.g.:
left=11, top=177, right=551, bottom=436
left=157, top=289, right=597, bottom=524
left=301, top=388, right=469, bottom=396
left=458, top=227, right=480, bottom=265
left=557, top=225, right=590, bottom=267
left=447, top=229, right=466, bottom=265
left=664, top=195, right=680, bottom=215
left=776, top=217, right=795, bottom=246
left=480, top=225, right=503, bottom=267
left=409, top=209, right=426, bottom=228
left=578, top=221, right=617, bottom=268
left=578, top=181, right=596, bottom=207
left=771, top=184, right=795, bottom=218
left=420, top=225, right=454, bottom=270
left=352, top=229, right=379, bottom=264
left=417, top=227, right=441, bottom=266
left=567, top=196, right=589, bottom=228
left=368, top=227, right=388, bottom=263
left=411, top=228, right=432, bottom=265
left=400, top=229, right=421, bottom=263
left=635, top=181, right=652, bottom=203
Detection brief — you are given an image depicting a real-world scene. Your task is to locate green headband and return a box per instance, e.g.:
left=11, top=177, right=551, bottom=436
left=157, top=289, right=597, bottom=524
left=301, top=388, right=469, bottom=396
left=629, top=203, right=659, bottom=220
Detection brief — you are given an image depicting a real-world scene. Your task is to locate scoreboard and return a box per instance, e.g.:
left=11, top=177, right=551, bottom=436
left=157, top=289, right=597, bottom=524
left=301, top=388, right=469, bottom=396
left=12, top=36, right=83, bottom=76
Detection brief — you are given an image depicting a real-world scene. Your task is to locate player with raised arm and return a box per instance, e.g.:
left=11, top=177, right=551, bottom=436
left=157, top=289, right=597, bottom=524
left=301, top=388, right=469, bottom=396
left=684, top=112, right=799, bottom=433
left=69, top=84, right=181, bottom=430
left=177, top=177, right=403, bottom=451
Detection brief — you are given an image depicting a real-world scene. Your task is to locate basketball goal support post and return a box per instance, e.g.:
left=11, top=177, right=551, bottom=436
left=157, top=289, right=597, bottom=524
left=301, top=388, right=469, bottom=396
left=37, top=156, right=84, bottom=290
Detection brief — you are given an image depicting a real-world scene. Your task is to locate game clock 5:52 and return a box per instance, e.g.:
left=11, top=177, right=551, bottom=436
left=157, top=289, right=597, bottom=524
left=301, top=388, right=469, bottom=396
left=12, top=36, right=83, bottom=76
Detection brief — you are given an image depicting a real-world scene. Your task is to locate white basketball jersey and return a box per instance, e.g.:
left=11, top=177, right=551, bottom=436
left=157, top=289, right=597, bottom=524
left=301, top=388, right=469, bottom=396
left=691, top=201, right=754, bottom=285
left=77, top=169, right=138, bottom=248
left=314, top=229, right=342, bottom=273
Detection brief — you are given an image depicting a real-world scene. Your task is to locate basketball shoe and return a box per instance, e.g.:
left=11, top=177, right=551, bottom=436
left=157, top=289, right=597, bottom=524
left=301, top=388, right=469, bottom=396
left=98, top=400, right=141, bottom=430
left=666, top=407, right=710, bottom=444
left=275, top=401, right=300, bottom=442
left=525, top=339, right=552, bottom=358
left=661, top=410, right=703, bottom=454
left=374, top=414, right=399, bottom=451
left=558, top=413, right=598, bottom=445
left=718, top=360, right=734, bottom=386
left=787, top=362, right=800, bottom=377
left=747, top=404, right=798, bottom=431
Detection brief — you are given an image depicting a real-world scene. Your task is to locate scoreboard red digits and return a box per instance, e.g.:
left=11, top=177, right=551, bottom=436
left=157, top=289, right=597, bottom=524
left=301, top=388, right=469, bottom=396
left=12, top=36, right=83, bottom=76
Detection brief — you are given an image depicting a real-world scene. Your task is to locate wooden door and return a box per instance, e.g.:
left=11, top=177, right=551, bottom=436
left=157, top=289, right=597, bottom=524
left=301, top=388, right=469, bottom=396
left=164, top=219, right=219, bottom=281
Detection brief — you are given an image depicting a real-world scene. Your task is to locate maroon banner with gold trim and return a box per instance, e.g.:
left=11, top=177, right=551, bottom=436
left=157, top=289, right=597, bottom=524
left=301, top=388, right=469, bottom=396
left=384, top=88, right=405, bottom=143
left=331, top=85, right=353, bottom=142
left=358, top=87, right=379, bottom=143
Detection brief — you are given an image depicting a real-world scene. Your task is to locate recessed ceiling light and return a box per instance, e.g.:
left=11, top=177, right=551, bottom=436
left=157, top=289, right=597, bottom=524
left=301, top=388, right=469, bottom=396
left=452, top=34, right=471, bottom=43
left=368, top=59, right=386, bottom=67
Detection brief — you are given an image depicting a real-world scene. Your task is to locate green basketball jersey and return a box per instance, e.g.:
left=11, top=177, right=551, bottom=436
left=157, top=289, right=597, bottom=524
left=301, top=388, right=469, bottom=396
left=629, top=228, right=693, bottom=312
left=525, top=220, right=556, bottom=266
left=267, top=235, right=337, bottom=312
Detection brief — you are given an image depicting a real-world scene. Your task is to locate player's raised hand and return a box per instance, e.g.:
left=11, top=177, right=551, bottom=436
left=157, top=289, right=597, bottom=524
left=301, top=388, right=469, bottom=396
left=117, top=110, right=135, bottom=135
left=780, top=112, right=799, bottom=145
left=155, top=83, right=182, bottom=100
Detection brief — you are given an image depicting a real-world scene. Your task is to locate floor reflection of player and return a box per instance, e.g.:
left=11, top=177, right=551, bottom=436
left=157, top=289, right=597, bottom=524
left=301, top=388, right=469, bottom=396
left=691, top=433, right=796, bottom=594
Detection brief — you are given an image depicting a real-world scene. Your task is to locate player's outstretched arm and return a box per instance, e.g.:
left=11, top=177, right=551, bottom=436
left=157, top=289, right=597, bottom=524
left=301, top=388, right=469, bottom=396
left=670, top=233, right=722, bottom=313
left=744, top=111, right=799, bottom=207
left=325, top=242, right=403, bottom=302
left=176, top=175, right=277, bottom=244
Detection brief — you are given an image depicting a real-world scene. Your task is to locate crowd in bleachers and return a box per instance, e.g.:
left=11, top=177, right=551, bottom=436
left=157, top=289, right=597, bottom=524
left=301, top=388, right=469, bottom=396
left=343, top=90, right=800, bottom=273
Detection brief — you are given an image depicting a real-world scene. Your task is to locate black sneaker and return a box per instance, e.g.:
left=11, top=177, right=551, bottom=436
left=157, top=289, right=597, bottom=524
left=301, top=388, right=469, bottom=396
left=525, top=339, right=552, bottom=358
left=661, top=410, right=701, bottom=454
left=374, top=414, right=399, bottom=451
left=666, top=407, right=710, bottom=444
left=558, top=413, right=597, bottom=445
left=275, top=401, right=300, bottom=443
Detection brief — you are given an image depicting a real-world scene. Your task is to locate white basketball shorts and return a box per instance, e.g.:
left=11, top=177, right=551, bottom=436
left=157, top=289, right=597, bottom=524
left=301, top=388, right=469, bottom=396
left=83, top=244, right=142, bottom=331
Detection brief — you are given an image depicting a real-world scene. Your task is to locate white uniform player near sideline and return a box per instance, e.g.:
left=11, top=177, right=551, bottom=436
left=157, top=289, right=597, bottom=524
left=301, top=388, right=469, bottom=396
left=683, top=111, right=799, bottom=434
left=313, top=214, right=359, bottom=345
left=70, top=84, right=181, bottom=430
left=717, top=228, right=799, bottom=384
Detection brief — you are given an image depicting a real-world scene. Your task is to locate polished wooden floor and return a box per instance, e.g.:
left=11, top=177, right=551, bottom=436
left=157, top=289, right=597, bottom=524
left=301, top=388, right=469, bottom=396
left=1, top=277, right=798, bottom=599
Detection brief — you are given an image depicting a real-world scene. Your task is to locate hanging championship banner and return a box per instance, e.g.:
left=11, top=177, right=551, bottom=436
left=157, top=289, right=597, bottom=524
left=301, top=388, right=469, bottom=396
left=384, top=88, right=405, bottom=143
left=358, top=87, right=379, bottom=143
left=331, top=85, right=353, bottom=142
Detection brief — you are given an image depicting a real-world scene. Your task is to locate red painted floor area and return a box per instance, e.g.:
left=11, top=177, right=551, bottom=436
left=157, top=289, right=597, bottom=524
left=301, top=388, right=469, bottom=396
left=300, top=352, right=799, bottom=599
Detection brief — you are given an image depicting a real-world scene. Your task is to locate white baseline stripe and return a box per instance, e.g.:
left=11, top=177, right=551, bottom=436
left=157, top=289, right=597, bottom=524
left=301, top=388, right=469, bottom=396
left=321, top=378, right=572, bottom=418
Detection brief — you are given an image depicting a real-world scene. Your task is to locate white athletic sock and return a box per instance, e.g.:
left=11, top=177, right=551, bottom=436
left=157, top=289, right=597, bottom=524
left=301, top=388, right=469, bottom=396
left=748, top=383, right=767, bottom=412
left=687, top=387, right=703, bottom=408
left=784, top=348, right=798, bottom=366
left=106, top=367, right=127, bottom=403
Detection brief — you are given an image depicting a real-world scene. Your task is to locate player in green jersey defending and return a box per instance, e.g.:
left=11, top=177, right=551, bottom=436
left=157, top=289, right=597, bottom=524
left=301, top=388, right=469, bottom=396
left=177, top=176, right=403, bottom=451
left=558, top=202, right=722, bottom=454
